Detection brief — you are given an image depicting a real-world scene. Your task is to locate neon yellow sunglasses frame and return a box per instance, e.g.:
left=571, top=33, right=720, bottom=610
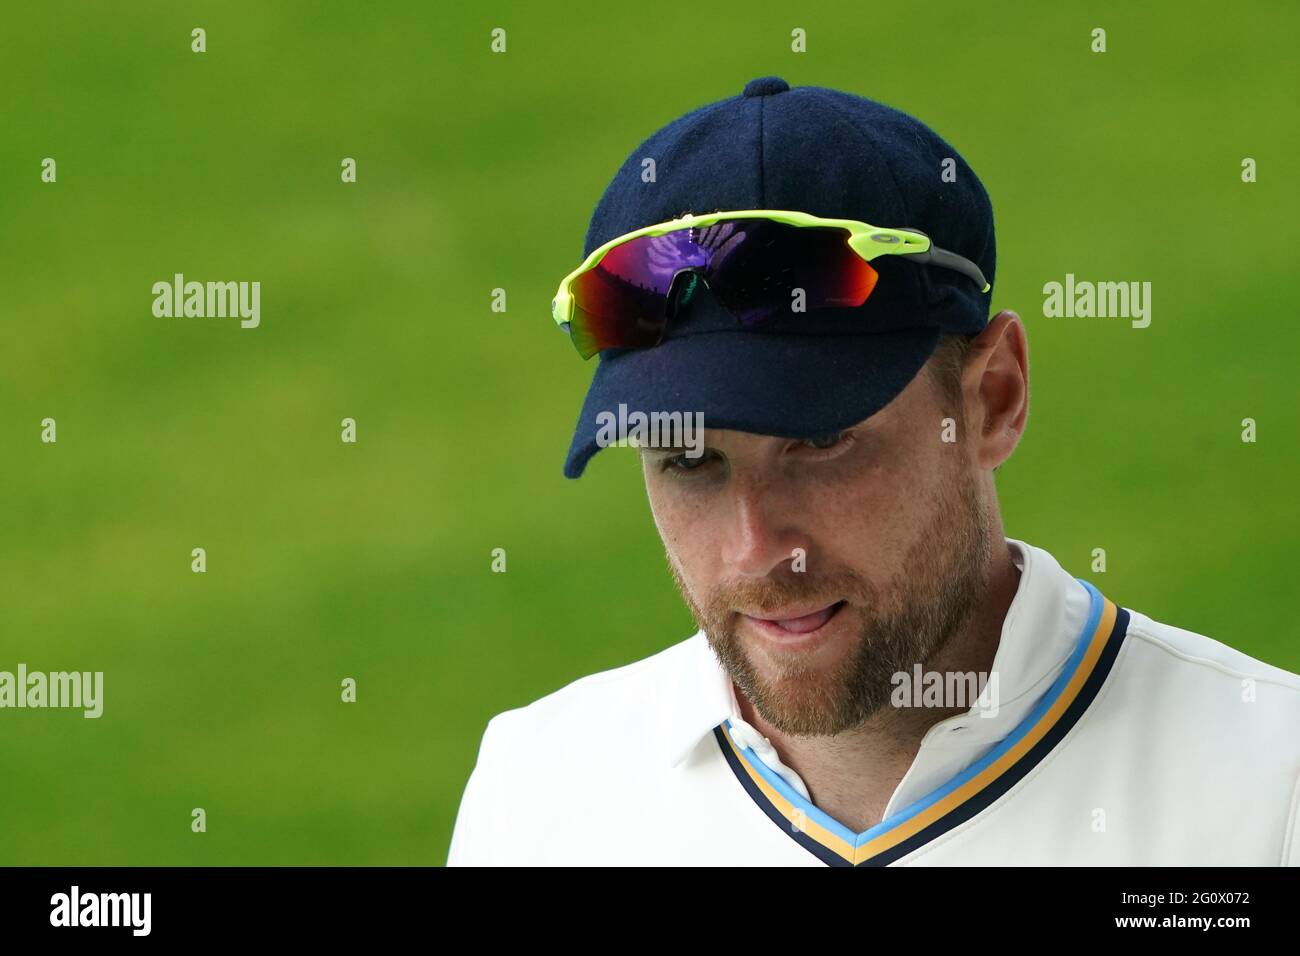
left=550, top=208, right=991, bottom=336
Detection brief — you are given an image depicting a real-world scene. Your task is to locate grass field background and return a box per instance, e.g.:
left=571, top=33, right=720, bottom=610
left=1, top=2, right=1296, bottom=864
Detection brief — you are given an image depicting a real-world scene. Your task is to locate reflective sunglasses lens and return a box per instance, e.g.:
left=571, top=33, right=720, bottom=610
left=568, top=267, right=665, bottom=359
left=705, top=220, right=878, bottom=326
left=566, top=218, right=880, bottom=356
left=568, top=228, right=713, bottom=357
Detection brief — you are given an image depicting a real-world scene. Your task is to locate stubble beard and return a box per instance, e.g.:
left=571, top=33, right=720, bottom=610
left=669, top=460, right=993, bottom=737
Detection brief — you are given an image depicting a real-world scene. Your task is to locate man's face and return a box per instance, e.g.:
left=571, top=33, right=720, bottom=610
left=641, top=359, right=995, bottom=737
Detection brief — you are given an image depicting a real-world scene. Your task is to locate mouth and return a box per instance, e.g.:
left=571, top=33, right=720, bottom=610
left=740, top=600, right=848, bottom=646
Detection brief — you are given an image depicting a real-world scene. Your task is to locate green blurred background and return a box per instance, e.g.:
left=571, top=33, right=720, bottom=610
left=1, top=2, right=1296, bottom=865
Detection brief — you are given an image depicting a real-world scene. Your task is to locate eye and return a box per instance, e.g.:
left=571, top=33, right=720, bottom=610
left=802, top=431, right=852, bottom=451
left=660, top=450, right=717, bottom=474
left=790, top=430, right=858, bottom=461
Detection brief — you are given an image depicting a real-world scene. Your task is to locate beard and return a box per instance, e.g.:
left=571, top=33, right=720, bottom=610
left=668, top=458, right=993, bottom=737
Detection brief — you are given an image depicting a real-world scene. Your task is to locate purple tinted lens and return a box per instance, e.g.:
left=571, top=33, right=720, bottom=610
left=567, top=227, right=718, bottom=357
left=596, top=228, right=715, bottom=293
left=568, top=218, right=878, bottom=355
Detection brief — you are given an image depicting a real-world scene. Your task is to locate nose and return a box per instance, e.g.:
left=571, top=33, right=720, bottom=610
left=720, top=477, right=805, bottom=579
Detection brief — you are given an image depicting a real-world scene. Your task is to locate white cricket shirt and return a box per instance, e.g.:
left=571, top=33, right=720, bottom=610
left=447, top=539, right=1300, bottom=866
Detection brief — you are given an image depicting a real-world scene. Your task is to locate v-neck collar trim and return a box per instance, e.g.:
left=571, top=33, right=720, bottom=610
left=713, top=580, right=1131, bottom=866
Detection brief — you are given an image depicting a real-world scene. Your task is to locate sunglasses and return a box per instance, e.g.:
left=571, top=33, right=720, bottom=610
left=551, top=209, right=990, bottom=359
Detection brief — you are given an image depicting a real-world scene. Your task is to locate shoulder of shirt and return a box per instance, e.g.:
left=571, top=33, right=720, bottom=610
left=1122, top=605, right=1300, bottom=697
left=478, top=630, right=703, bottom=750
left=1119, top=605, right=1300, bottom=864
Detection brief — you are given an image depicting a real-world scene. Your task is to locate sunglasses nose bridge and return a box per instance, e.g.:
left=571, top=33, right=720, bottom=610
left=665, top=267, right=710, bottom=319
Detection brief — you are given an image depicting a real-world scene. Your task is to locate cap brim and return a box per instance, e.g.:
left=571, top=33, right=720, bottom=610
left=563, top=322, right=941, bottom=478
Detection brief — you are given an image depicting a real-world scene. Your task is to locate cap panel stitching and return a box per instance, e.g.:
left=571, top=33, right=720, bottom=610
left=814, top=93, right=934, bottom=308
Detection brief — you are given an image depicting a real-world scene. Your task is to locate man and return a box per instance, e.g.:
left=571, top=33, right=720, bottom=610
left=448, top=77, right=1300, bottom=866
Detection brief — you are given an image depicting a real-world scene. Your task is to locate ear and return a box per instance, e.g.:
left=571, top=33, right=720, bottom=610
left=963, top=310, right=1028, bottom=471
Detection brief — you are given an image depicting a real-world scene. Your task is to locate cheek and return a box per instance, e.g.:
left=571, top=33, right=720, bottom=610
left=812, top=456, right=930, bottom=562
left=645, top=480, right=716, bottom=571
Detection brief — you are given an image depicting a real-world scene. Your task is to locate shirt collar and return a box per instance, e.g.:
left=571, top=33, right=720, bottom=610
left=662, top=627, right=739, bottom=768
left=661, top=537, right=1091, bottom=769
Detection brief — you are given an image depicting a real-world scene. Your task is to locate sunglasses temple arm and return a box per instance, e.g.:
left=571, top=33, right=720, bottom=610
left=895, top=228, right=990, bottom=293
left=906, top=244, right=991, bottom=293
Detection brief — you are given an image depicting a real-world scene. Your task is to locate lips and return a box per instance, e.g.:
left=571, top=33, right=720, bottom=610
left=743, top=600, right=847, bottom=639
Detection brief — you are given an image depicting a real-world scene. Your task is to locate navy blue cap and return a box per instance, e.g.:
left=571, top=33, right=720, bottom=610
left=562, top=76, right=996, bottom=478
